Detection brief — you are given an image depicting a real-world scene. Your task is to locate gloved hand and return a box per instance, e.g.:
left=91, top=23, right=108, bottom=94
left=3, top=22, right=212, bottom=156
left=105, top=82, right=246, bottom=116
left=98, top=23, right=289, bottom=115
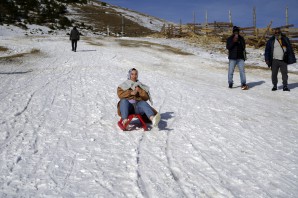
left=132, top=82, right=141, bottom=89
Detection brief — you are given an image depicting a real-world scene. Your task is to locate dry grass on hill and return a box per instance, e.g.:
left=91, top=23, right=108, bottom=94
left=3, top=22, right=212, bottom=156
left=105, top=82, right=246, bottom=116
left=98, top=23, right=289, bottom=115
left=69, top=2, right=156, bottom=37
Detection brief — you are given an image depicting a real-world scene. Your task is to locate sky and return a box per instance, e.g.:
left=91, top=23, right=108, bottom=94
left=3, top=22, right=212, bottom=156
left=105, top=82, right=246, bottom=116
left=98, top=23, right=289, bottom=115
left=99, top=0, right=298, bottom=28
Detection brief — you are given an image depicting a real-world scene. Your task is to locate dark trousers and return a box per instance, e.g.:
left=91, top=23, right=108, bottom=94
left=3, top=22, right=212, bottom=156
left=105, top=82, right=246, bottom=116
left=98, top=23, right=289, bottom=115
left=272, top=59, right=288, bottom=86
left=71, top=40, right=78, bottom=51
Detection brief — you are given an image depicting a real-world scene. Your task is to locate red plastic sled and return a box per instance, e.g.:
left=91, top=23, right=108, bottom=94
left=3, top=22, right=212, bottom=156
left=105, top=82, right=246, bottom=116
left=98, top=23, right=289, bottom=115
left=118, top=114, right=148, bottom=131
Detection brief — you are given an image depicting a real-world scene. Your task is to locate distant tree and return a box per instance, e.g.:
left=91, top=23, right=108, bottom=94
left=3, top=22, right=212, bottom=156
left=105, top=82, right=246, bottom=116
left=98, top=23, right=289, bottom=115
left=59, top=16, right=71, bottom=28
left=58, top=4, right=67, bottom=14
left=0, top=0, right=88, bottom=28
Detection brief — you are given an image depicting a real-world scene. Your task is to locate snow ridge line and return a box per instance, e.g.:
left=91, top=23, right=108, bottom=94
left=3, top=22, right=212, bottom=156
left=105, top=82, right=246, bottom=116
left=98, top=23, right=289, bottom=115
left=188, top=140, right=235, bottom=197
left=14, top=92, right=35, bottom=117
left=135, top=133, right=149, bottom=197
left=93, top=160, right=117, bottom=196
left=165, top=130, right=188, bottom=198
left=163, top=92, right=189, bottom=197
left=61, top=154, right=77, bottom=192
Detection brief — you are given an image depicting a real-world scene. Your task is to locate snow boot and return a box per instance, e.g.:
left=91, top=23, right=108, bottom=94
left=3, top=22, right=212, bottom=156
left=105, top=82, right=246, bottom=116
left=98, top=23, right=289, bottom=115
left=152, top=113, right=161, bottom=127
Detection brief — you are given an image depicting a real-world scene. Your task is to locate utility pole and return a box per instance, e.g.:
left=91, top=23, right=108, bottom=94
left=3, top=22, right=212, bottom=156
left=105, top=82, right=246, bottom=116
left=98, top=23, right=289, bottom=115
left=253, top=6, right=256, bottom=28
left=121, top=15, right=124, bottom=37
left=179, top=19, right=182, bottom=36
left=229, top=10, right=232, bottom=25
left=286, top=6, right=288, bottom=26
left=205, top=10, right=208, bottom=24
left=193, top=11, right=196, bottom=32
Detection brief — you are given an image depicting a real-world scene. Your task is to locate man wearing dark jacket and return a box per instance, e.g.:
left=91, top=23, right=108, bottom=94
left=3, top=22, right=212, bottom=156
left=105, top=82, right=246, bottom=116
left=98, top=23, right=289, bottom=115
left=226, top=26, right=248, bottom=90
left=265, top=28, right=296, bottom=91
left=70, top=26, right=80, bottom=52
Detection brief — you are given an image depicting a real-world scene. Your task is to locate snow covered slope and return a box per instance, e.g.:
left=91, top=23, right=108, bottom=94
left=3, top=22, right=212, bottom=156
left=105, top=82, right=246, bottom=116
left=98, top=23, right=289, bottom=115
left=0, top=28, right=298, bottom=197
left=111, top=6, right=171, bottom=32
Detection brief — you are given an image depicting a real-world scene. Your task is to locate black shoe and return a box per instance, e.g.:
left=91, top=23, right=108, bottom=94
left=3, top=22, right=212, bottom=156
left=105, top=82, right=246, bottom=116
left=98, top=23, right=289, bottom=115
left=283, top=86, right=290, bottom=91
left=272, top=86, right=277, bottom=91
left=228, top=84, right=233, bottom=88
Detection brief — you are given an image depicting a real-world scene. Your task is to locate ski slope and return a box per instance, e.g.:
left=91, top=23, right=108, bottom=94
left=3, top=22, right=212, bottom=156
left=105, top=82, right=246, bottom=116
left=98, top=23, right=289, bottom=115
left=0, top=29, right=298, bottom=197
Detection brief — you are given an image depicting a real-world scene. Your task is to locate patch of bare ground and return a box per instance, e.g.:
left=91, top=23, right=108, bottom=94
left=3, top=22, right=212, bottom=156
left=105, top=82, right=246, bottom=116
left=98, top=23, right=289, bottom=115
left=0, top=46, right=9, bottom=52
left=245, top=64, right=298, bottom=75
left=117, top=39, right=193, bottom=55
left=0, top=49, right=41, bottom=62
left=83, top=37, right=105, bottom=46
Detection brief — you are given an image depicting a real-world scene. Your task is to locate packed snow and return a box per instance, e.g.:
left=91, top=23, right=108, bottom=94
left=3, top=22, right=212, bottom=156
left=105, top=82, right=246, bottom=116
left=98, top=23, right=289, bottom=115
left=0, top=25, right=298, bottom=198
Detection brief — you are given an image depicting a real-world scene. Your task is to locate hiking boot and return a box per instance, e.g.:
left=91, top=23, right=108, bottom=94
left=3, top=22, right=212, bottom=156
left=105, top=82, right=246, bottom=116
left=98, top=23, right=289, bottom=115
left=283, top=86, right=290, bottom=91
left=272, top=86, right=277, bottom=91
left=241, top=84, right=249, bottom=90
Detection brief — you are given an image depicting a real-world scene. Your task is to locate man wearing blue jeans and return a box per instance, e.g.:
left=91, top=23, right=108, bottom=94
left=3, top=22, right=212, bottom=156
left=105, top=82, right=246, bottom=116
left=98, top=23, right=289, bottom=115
left=226, top=26, right=248, bottom=90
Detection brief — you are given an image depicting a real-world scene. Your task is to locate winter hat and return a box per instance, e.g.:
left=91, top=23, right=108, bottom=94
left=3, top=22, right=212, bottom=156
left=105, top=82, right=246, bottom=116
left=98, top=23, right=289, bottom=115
left=127, top=68, right=138, bottom=80
left=233, top=26, right=240, bottom=33
left=273, top=27, right=281, bottom=34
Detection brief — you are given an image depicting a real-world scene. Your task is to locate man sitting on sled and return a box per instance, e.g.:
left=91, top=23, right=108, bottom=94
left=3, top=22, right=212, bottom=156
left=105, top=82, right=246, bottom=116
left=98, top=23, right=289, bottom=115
left=117, top=68, right=161, bottom=130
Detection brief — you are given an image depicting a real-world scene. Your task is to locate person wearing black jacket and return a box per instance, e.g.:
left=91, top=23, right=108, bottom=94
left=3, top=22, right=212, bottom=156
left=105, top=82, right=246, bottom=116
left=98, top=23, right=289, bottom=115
left=265, top=28, right=296, bottom=91
left=70, top=26, right=80, bottom=52
left=226, top=26, right=248, bottom=90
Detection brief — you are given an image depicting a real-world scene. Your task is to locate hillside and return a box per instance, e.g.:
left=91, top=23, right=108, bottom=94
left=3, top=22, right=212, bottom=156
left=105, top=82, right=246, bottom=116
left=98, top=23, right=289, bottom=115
left=0, top=30, right=298, bottom=197
left=67, top=1, right=171, bottom=36
left=0, top=0, right=171, bottom=36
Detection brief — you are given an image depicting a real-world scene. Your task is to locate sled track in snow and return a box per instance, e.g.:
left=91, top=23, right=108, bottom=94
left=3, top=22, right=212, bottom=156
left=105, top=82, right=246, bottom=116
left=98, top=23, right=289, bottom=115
left=163, top=89, right=189, bottom=197
left=135, top=133, right=150, bottom=197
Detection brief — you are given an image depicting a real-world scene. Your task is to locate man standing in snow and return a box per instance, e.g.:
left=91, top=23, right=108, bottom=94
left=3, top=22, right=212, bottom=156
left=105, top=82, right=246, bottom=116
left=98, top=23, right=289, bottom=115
left=70, top=26, right=80, bottom=52
left=226, top=26, right=248, bottom=90
left=265, top=28, right=296, bottom=91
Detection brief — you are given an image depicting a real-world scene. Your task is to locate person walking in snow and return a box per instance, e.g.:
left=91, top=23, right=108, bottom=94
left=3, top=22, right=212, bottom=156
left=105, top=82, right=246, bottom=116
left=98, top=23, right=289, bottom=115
left=226, top=26, right=248, bottom=90
left=117, top=68, right=161, bottom=129
left=70, top=26, right=80, bottom=52
left=264, top=28, right=296, bottom=91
